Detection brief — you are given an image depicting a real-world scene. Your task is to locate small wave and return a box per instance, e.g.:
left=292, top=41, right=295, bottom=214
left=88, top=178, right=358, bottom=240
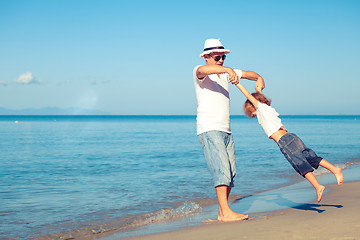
left=33, top=202, right=202, bottom=240
left=142, top=202, right=201, bottom=225
left=89, top=202, right=202, bottom=235
left=313, top=160, right=360, bottom=176
left=344, top=159, right=360, bottom=167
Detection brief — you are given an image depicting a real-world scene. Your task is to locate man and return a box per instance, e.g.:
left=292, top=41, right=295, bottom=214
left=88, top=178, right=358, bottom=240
left=193, top=39, right=264, bottom=221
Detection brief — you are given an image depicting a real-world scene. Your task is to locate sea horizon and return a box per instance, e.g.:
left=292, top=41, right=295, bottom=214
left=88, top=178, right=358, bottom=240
left=0, top=114, right=359, bottom=117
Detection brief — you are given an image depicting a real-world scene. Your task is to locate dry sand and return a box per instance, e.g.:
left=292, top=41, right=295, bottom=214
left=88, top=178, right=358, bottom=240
left=126, top=181, right=360, bottom=240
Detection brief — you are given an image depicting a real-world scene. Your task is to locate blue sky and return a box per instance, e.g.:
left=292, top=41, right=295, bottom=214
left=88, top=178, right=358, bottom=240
left=1, top=0, right=359, bottom=115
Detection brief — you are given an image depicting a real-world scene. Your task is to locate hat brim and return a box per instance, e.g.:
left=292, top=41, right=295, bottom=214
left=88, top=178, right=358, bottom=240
left=200, top=49, right=230, bottom=57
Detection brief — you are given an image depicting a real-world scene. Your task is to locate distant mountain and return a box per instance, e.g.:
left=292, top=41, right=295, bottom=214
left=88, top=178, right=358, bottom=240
left=0, top=107, right=110, bottom=115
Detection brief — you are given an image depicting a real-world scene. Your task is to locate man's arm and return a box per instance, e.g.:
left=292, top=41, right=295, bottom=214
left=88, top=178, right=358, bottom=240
left=196, top=65, right=239, bottom=84
left=241, top=71, right=265, bottom=93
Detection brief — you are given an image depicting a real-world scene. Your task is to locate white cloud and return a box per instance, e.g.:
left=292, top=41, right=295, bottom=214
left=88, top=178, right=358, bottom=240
left=15, top=72, right=40, bottom=84
left=0, top=80, right=8, bottom=86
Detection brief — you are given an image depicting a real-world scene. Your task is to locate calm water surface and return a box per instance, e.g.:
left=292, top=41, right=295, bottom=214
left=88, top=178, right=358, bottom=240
left=0, top=115, right=359, bottom=239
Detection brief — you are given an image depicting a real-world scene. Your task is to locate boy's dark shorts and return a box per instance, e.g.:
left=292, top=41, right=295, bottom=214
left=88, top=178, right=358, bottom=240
left=277, top=132, right=323, bottom=177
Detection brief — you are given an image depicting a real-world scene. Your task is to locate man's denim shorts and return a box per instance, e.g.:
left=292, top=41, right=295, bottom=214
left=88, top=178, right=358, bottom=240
left=198, top=130, right=236, bottom=188
left=277, top=132, right=323, bottom=177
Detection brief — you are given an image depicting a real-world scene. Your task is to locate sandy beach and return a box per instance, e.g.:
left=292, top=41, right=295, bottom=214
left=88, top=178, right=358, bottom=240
left=124, top=180, right=360, bottom=240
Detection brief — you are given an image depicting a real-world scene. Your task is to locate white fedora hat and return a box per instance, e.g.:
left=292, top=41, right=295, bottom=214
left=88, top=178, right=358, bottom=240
left=200, top=39, right=230, bottom=57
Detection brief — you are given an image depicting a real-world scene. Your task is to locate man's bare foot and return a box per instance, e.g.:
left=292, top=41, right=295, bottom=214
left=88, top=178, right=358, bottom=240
left=316, top=185, right=325, bottom=202
left=334, top=168, right=344, bottom=185
left=218, top=211, right=248, bottom=222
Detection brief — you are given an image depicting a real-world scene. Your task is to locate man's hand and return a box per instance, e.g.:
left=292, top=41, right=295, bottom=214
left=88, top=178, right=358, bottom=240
left=227, top=67, right=239, bottom=85
left=255, top=77, right=265, bottom=93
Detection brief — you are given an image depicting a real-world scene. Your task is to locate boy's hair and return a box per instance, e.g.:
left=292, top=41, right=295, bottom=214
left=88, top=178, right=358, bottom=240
left=243, top=92, right=272, bottom=118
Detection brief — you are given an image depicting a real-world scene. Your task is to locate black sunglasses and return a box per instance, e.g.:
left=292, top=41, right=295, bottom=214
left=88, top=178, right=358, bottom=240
left=211, top=55, right=226, bottom=61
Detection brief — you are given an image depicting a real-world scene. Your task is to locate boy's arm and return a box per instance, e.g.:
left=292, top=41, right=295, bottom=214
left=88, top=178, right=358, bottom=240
left=235, top=82, right=259, bottom=107
left=241, top=71, right=264, bottom=93
left=196, top=65, right=239, bottom=84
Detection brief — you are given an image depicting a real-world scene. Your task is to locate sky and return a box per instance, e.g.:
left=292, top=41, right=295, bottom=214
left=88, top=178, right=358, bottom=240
left=0, top=0, right=359, bottom=115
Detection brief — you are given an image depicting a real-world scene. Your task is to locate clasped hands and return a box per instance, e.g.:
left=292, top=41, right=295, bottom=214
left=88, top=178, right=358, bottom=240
left=227, top=68, right=265, bottom=94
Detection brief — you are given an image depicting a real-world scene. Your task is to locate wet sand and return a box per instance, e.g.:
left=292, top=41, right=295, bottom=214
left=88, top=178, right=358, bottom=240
left=125, top=180, right=360, bottom=240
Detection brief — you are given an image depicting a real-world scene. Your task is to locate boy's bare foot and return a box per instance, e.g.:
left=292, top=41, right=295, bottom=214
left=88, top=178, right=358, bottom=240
left=316, top=185, right=325, bottom=202
left=218, top=211, right=248, bottom=222
left=334, top=168, right=344, bottom=185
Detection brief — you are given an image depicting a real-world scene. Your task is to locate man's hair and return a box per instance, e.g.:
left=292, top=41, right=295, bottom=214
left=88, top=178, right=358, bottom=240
left=243, top=92, right=271, bottom=118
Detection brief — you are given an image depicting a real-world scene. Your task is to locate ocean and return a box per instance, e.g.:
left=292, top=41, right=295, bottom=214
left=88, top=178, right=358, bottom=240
left=0, top=115, right=359, bottom=239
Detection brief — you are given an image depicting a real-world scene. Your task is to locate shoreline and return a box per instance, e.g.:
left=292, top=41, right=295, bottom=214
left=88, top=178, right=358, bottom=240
left=97, top=164, right=360, bottom=240
left=124, top=181, right=360, bottom=240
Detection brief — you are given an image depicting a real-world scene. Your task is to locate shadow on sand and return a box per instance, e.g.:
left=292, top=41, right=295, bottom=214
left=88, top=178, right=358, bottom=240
left=234, top=193, right=342, bottom=214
